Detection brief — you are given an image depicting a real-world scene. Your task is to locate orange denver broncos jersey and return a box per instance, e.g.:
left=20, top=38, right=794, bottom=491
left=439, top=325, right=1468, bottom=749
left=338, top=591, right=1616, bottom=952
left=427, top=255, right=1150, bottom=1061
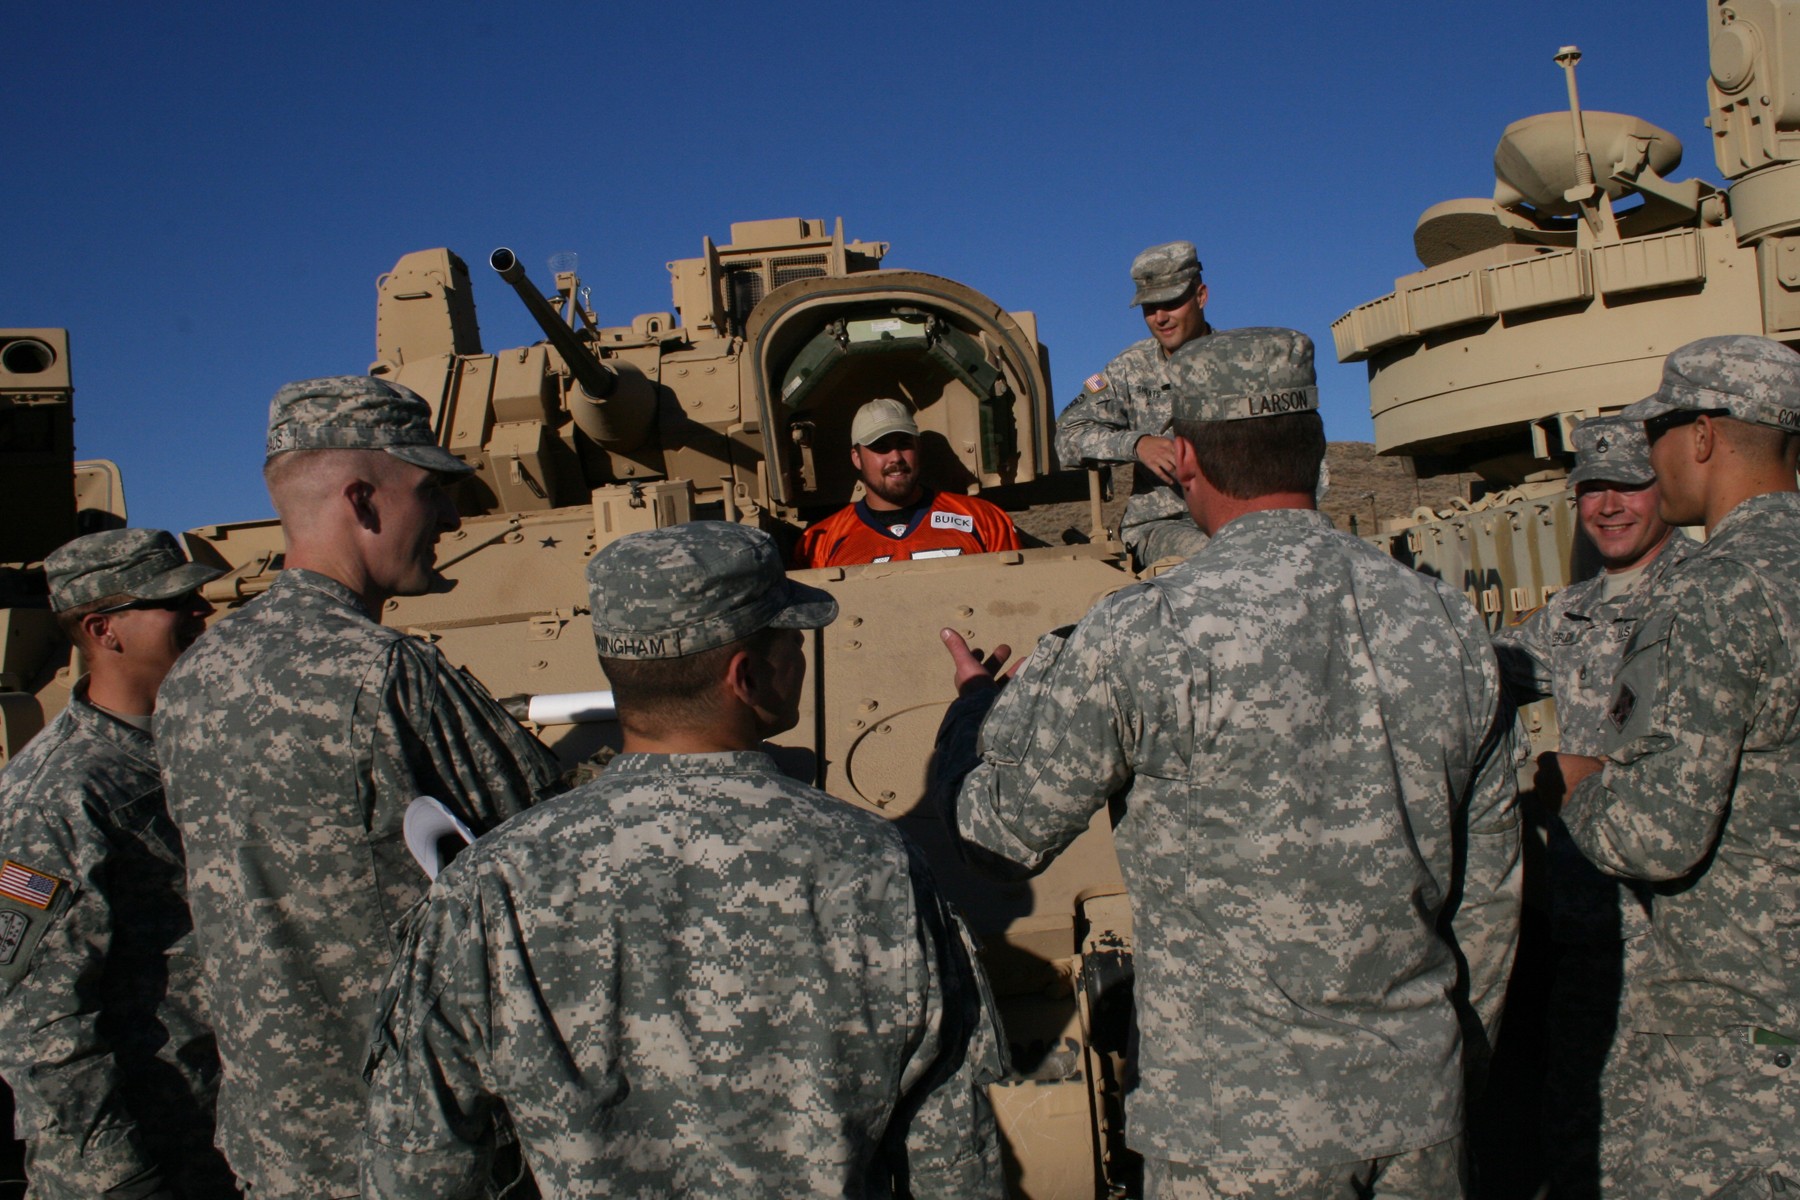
left=793, top=491, right=1021, bottom=568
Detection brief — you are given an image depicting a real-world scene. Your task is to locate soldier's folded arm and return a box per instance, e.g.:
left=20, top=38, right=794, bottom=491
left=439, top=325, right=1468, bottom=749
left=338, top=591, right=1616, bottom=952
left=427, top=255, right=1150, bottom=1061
left=1051, top=375, right=1145, bottom=467
left=934, top=606, right=1135, bottom=877
left=0, top=804, right=167, bottom=1200
left=1562, top=574, right=1768, bottom=882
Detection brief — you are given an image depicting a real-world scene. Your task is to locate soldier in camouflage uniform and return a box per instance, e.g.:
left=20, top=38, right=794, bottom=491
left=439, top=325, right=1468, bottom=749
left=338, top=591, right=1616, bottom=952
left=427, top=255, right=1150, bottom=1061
left=939, top=328, right=1523, bottom=1198
left=1545, top=335, right=1800, bottom=1197
left=1054, top=240, right=1216, bottom=569
left=1491, top=415, right=1692, bottom=1198
left=0, top=529, right=236, bottom=1199
left=155, top=378, right=562, bottom=1199
left=362, top=522, right=1004, bottom=1199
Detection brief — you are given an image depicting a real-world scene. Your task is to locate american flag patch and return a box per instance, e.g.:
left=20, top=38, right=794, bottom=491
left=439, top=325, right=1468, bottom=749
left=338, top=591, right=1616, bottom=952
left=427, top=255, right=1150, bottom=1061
left=1085, top=374, right=1107, bottom=392
left=0, top=861, right=60, bottom=910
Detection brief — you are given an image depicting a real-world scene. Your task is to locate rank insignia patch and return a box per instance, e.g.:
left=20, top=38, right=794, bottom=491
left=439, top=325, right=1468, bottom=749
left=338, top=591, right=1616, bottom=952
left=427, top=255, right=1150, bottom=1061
left=0, top=861, right=60, bottom=910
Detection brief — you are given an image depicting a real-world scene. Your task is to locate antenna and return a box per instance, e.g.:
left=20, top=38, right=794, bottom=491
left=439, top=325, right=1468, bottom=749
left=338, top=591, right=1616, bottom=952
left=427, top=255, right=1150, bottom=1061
left=1555, top=45, right=1620, bottom=241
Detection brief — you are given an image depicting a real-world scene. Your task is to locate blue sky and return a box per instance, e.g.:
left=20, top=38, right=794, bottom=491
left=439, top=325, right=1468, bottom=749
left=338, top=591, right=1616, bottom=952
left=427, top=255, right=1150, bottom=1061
left=5, top=1, right=1717, bottom=535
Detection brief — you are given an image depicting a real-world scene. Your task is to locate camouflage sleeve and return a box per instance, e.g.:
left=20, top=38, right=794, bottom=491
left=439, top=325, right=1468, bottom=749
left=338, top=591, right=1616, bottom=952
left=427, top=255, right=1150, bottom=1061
left=1053, top=370, right=1149, bottom=467
left=361, top=888, right=496, bottom=1200
left=1491, top=604, right=1556, bottom=705
left=377, top=640, right=564, bottom=834
left=1563, top=568, right=1772, bottom=881
left=949, top=607, right=1137, bottom=876
left=0, top=802, right=165, bottom=1200
left=890, top=851, right=1006, bottom=1199
left=1451, top=697, right=1527, bottom=1039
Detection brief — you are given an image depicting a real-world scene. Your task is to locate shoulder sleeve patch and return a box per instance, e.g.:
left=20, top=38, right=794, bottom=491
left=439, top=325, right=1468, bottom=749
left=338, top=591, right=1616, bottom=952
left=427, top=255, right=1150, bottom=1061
left=0, top=863, right=74, bottom=990
left=1085, top=373, right=1107, bottom=392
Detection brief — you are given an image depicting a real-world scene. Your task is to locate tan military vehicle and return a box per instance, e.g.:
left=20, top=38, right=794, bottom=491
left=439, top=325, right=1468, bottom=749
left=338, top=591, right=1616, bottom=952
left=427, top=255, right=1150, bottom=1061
left=2, top=218, right=1145, bottom=1196
left=1334, top=5, right=1800, bottom=646
left=0, top=330, right=129, bottom=755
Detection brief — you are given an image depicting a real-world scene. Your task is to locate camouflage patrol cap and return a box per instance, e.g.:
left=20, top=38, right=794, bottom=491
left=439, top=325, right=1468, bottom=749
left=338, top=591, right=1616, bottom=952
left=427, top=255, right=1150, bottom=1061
left=266, top=376, right=473, bottom=476
left=1129, top=241, right=1202, bottom=307
left=1167, top=327, right=1318, bottom=423
left=588, top=522, right=837, bottom=660
left=1568, top=414, right=1655, bottom=487
left=45, top=528, right=224, bottom=613
left=1622, top=335, right=1800, bottom=434
left=850, top=398, right=919, bottom=447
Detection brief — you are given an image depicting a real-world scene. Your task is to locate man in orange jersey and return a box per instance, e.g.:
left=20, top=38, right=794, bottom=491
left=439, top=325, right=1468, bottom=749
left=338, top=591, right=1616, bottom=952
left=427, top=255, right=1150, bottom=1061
left=793, top=398, right=1021, bottom=568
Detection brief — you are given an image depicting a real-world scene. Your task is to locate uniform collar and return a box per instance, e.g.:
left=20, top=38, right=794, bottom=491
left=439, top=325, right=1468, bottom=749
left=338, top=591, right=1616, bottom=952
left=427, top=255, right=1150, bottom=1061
left=605, top=749, right=781, bottom=778
left=67, top=676, right=158, bottom=763
left=1709, top=490, right=1800, bottom=542
left=275, top=567, right=374, bottom=615
left=1209, top=506, right=1332, bottom=541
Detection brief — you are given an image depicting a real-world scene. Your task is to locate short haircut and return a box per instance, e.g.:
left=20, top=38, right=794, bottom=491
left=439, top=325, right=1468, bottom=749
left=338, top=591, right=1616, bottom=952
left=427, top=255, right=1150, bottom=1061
left=601, top=627, right=779, bottom=733
left=54, top=592, right=135, bottom=646
left=262, top=448, right=387, bottom=525
left=1717, top=415, right=1800, bottom=467
left=1171, top=410, right=1326, bottom=500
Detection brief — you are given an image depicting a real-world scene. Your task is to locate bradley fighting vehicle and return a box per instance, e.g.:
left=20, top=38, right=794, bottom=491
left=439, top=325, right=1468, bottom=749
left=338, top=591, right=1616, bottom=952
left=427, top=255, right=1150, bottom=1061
left=1332, top=2, right=1800, bottom=666
left=0, top=218, right=1145, bottom=1197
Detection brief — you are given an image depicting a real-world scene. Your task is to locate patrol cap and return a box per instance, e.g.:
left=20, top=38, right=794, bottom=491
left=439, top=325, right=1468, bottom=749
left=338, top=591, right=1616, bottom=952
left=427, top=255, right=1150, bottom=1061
left=1129, top=241, right=1202, bottom=307
left=1167, top=327, right=1318, bottom=424
left=266, top=375, right=473, bottom=476
left=1567, top=414, right=1655, bottom=487
left=1621, top=335, right=1800, bottom=434
left=850, top=398, right=919, bottom=447
left=588, top=522, right=837, bottom=660
left=45, top=529, right=224, bottom=614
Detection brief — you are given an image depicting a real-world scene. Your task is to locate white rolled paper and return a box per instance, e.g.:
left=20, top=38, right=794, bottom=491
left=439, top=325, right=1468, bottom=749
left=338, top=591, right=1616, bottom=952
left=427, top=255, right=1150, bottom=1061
left=525, top=690, right=619, bottom=725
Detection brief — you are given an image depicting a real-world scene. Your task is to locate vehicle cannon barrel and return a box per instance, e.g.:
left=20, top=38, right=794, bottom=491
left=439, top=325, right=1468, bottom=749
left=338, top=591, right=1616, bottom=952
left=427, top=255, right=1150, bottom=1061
left=490, top=247, right=655, bottom=451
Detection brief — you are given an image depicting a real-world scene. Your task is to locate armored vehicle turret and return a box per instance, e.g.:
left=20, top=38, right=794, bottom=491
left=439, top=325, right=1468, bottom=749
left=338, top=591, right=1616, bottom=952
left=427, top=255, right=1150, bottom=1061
left=1335, top=5, right=1800, bottom=630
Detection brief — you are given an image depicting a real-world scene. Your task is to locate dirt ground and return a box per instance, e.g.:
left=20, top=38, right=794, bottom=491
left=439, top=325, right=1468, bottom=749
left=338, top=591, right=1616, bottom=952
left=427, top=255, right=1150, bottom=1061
left=1011, top=442, right=1478, bottom=546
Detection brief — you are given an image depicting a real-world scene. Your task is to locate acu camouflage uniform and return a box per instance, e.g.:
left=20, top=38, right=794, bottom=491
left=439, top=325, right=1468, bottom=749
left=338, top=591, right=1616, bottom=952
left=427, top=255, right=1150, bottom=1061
left=1560, top=336, right=1800, bottom=1196
left=363, top=753, right=1004, bottom=1200
left=941, top=330, right=1523, bottom=1190
left=0, top=529, right=233, bottom=1200
left=1491, top=415, right=1691, bottom=1197
left=0, top=685, right=236, bottom=1200
left=154, top=378, right=562, bottom=1199
left=1492, top=414, right=1695, bottom=941
left=1054, top=241, right=1213, bottom=566
left=362, top=523, right=1004, bottom=1199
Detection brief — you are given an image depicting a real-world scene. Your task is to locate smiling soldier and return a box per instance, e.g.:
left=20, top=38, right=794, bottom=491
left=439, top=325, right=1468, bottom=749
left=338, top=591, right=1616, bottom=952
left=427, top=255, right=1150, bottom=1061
left=1541, top=335, right=1800, bottom=1197
left=1492, top=414, right=1692, bottom=1197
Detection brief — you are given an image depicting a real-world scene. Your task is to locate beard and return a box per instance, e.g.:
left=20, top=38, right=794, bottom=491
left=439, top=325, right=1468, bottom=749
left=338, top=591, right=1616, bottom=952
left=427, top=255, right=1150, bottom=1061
left=865, top=465, right=919, bottom=507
